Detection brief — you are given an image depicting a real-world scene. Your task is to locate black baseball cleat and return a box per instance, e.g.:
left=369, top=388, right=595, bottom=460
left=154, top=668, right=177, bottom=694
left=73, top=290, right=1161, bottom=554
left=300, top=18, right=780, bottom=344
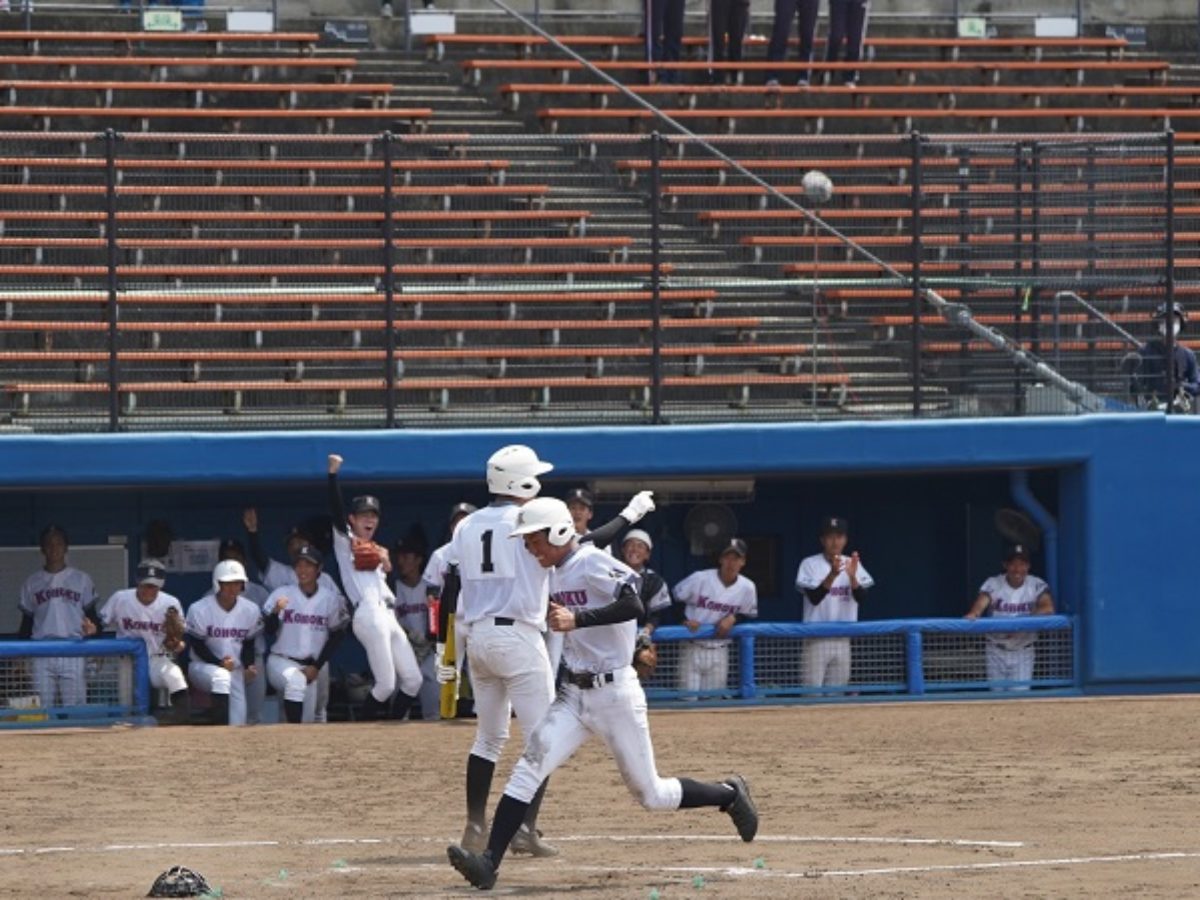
left=447, top=844, right=498, bottom=890
left=722, top=774, right=759, bottom=842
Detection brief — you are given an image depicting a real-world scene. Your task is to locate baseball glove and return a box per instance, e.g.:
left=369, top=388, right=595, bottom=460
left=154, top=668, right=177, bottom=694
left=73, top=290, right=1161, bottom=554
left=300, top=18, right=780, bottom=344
left=352, top=538, right=386, bottom=571
left=161, top=607, right=186, bottom=655
left=633, top=633, right=657, bottom=682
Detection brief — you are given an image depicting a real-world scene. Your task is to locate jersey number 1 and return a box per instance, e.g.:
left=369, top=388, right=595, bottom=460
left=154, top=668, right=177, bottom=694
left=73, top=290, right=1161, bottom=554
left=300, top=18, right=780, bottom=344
left=480, top=530, right=494, bottom=574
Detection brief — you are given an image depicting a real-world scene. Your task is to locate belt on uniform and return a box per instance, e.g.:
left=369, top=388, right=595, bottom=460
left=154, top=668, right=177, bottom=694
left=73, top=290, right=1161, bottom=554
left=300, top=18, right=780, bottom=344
left=565, top=670, right=616, bottom=690
left=493, top=616, right=515, bottom=626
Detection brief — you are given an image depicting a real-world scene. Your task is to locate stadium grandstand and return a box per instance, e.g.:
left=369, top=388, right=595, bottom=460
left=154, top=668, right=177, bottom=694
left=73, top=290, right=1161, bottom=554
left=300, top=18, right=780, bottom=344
left=0, top=1, right=1196, bottom=430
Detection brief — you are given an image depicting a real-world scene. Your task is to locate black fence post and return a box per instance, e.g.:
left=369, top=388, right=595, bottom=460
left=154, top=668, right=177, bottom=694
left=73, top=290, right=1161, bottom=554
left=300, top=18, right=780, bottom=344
left=1012, top=143, right=1026, bottom=415
left=104, top=129, right=120, bottom=433
left=1166, top=129, right=1177, bottom=411
left=381, top=132, right=397, bottom=428
left=1030, top=141, right=1042, bottom=363
left=909, top=130, right=923, bottom=417
left=649, top=132, right=663, bottom=425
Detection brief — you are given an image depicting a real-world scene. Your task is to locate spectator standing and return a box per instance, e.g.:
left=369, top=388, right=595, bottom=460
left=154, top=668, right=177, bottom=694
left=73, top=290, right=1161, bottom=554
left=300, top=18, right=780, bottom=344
left=766, top=0, right=819, bottom=86
left=710, top=0, right=751, bottom=80
left=645, top=0, right=686, bottom=84
left=1134, top=302, right=1199, bottom=412
left=825, top=0, right=870, bottom=86
left=18, top=525, right=99, bottom=709
left=673, top=538, right=758, bottom=694
left=965, top=544, right=1054, bottom=691
left=796, top=516, right=874, bottom=690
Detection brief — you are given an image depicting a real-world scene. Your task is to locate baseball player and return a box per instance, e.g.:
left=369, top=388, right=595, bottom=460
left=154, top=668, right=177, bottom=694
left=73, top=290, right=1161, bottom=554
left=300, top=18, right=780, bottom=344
left=18, top=524, right=100, bottom=709
left=244, top=507, right=343, bottom=722
left=447, top=498, right=758, bottom=891
left=620, top=529, right=673, bottom=681
left=263, top=543, right=350, bottom=723
left=424, top=502, right=476, bottom=719
left=327, top=452, right=422, bottom=721
left=796, top=516, right=874, bottom=689
left=99, top=560, right=189, bottom=723
left=673, top=538, right=758, bottom=694
left=392, top=526, right=439, bottom=720
left=216, top=538, right=269, bottom=724
left=184, top=559, right=264, bottom=726
left=449, top=445, right=654, bottom=858
left=965, top=544, right=1054, bottom=691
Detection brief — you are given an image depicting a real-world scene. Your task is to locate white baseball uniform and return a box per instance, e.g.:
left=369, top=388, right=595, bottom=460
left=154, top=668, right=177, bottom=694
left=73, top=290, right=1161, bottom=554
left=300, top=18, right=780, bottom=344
left=977, top=574, right=1050, bottom=690
left=263, top=581, right=348, bottom=721
left=261, top=559, right=340, bottom=722
left=505, top=544, right=684, bottom=811
left=239, top=579, right=270, bottom=724
left=331, top=526, right=422, bottom=704
left=184, top=593, right=264, bottom=726
left=394, top=577, right=439, bottom=720
left=450, top=501, right=554, bottom=763
left=19, top=565, right=98, bottom=707
left=100, top=588, right=187, bottom=695
left=796, top=553, right=875, bottom=688
left=672, top=568, right=758, bottom=694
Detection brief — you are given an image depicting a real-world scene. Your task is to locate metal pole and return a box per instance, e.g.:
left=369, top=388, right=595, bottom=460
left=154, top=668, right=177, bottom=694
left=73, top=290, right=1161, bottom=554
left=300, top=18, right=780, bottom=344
left=1013, top=143, right=1026, bottom=415
left=382, top=132, right=397, bottom=428
left=910, top=131, right=923, bottom=417
left=104, top=129, right=120, bottom=432
left=649, top=132, right=663, bottom=424
left=1030, top=141, right=1042, bottom=363
left=1166, top=129, right=1177, bottom=410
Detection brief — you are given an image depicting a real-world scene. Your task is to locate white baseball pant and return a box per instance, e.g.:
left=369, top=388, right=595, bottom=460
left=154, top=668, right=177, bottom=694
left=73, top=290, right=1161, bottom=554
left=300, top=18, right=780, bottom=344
left=148, top=656, right=187, bottom=695
left=31, top=656, right=86, bottom=708
left=188, top=661, right=250, bottom=726
left=678, top=641, right=729, bottom=693
left=802, top=637, right=852, bottom=688
left=313, top=664, right=330, bottom=723
left=460, top=618, right=554, bottom=762
left=506, top=666, right=683, bottom=810
left=353, top=604, right=422, bottom=703
left=985, top=642, right=1035, bottom=691
left=544, top=630, right=564, bottom=679
left=266, top=654, right=321, bottom=721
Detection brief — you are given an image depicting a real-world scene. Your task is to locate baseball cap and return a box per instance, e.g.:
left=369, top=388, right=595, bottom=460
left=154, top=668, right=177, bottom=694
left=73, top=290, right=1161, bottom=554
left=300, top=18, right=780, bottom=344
left=350, top=495, right=381, bottom=515
left=218, top=538, right=246, bottom=561
left=294, top=544, right=322, bottom=566
left=564, top=487, right=595, bottom=509
left=39, top=523, right=68, bottom=547
left=622, top=528, right=653, bottom=551
left=1004, top=543, right=1032, bottom=562
left=448, top=501, right=477, bottom=523
left=136, top=560, right=167, bottom=588
left=819, top=516, right=849, bottom=535
left=394, top=525, right=429, bottom=558
left=719, top=537, right=748, bottom=558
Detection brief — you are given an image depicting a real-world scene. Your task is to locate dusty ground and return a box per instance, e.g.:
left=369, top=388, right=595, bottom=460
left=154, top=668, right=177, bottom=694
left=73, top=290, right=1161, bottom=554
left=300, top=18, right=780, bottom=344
left=1, top=696, right=1198, bottom=899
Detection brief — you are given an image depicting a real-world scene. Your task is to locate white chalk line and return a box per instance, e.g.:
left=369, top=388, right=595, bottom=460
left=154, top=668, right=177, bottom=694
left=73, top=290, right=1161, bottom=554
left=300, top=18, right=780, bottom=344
left=0, top=832, right=1020, bottom=858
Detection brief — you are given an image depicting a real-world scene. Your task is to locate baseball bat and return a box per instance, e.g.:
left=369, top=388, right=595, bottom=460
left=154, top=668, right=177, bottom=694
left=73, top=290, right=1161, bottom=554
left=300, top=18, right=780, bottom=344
left=439, top=614, right=458, bottom=719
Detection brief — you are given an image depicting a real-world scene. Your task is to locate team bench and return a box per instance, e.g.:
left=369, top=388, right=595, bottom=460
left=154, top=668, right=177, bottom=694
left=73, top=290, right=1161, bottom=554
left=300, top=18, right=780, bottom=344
left=428, top=33, right=1127, bottom=62
left=461, top=58, right=1167, bottom=87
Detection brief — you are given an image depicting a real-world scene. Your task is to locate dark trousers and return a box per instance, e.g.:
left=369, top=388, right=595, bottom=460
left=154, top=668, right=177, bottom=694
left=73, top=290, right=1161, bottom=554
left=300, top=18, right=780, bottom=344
left=710, top=0, right=751, bottom=64
left=646, top=0, right=686, bottom=83
left=826, top=0, right=870, bottom=83
left=766, top=0, right=819, bottom=83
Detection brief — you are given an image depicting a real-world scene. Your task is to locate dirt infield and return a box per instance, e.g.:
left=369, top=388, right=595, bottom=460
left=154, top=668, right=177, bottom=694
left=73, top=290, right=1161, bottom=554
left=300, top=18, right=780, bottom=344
left=1, top=696, right=1198, bottom=899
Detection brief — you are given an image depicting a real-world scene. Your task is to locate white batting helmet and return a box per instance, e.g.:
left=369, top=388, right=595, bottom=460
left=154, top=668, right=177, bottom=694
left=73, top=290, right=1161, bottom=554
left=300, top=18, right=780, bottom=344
left=510, top=497, right=575, bottom=547
left=486, top=444, right=553, bottom=499
left=212, top=558, right=248, bottom=593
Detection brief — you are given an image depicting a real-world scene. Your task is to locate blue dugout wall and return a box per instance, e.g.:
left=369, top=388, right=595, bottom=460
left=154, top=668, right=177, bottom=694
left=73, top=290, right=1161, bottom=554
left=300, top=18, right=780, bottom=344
left=0, top=414, right=1194, bottom=690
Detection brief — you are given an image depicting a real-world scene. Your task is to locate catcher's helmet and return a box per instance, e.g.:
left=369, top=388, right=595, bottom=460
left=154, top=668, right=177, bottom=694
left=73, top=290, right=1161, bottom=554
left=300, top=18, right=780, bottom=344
left=510, top=497, right=575, bottom=546
left=1153, top=301, right=1188, bottom=325
left=147, top=865, right=211, bottom=898
left=486, top=445, right=553, bottom=499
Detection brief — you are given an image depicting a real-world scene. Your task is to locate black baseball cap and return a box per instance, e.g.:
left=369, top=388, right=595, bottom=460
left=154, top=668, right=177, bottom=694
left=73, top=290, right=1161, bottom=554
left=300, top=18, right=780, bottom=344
left=294, top=544, right=323, bottom=566
left=218, top=538, right=246, bottom=561
left=350, top=495, right=381, bottom=515
left=39, top=523, right=68, bottom=547
left=819, top=516, right=849, bottom=535
left=448, top=501, right=477, bottom=523
left=565, top=487, right=595, bottom=509
left=137, top=560, right=167, bottom=587
left=719, top=537, right=748, bottom=558
left=1005, top=543, right=1032, bottom=562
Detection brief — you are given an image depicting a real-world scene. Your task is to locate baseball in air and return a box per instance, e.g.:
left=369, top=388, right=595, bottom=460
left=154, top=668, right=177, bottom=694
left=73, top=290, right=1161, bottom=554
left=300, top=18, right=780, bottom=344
left=802, top=169, right=834, bottom=205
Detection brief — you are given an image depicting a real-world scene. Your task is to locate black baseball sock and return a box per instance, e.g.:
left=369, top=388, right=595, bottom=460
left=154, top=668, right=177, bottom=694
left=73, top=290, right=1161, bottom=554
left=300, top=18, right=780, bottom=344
left=486, top=793, right=529, bottom=867
left=522, top=777, right=550, bottom=829
left=678, top=778, right=736, bottom=809
left=167, top=690, right=190, bottom=724
left=209, top=692, right=230, bottom=726
left=391, top=691, right=416, bottom=720
left=360, top=693, right=384, bottom=721
left=284, top=700, right=304, bottom=724
left=466, top=754, right=495, bottom=826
